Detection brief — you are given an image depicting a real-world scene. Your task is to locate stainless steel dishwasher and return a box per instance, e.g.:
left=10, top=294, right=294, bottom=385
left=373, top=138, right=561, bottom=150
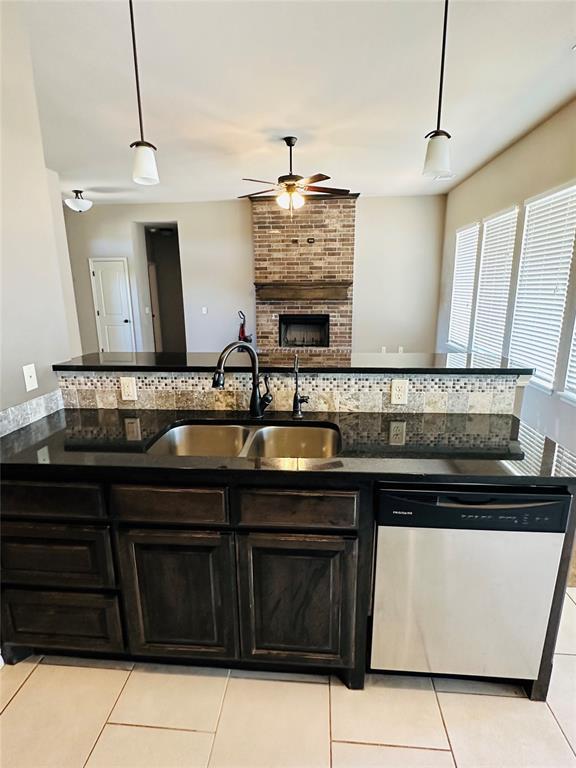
left=371, top=485, right=570, bottom=680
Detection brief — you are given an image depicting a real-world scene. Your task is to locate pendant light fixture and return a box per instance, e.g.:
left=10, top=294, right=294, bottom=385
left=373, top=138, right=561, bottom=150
left=64, top=190, right=93, bottom=213
left=423, top=0, right=454, bottom=180
left=128, top=0, right=159, bottom=185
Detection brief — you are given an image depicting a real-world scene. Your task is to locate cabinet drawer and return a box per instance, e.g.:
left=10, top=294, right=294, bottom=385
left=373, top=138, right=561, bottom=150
left=2, top=590, right=124, bottom=652
left=1, top=481, right=105, bottom=520
left=2, top=523, right=115, bottom=588
left=111, top=485, right=228, bottom=524
left=239, top=489, right=358, bottom=529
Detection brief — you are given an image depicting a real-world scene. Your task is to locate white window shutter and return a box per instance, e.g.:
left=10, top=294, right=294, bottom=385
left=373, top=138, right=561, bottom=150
left=508, top=185, right=576, bottom=388
left=472, top=208, right=518, bottom=357
left=503, top=422, right=546, bottom=476
left=448, top=224, right=480, bottom=348
left=553, top=445, right=576, bottom=477
left=564, top=322, right=576, bottom=397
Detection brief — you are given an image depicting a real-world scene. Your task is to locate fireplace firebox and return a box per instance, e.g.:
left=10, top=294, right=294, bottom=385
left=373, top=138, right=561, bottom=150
left=279, top=314, right=330, bottom=348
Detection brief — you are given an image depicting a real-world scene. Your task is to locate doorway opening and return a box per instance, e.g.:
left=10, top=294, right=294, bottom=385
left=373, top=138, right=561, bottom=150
left=145, top=224, right=186, bottom=352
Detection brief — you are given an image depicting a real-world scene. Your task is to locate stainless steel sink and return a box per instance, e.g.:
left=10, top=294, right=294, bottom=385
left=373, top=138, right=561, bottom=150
left=244, top=425, right=341, bottom=459
left=146, top=422, right=341, bottom=459
left=147, top=424, right=252, bottom=457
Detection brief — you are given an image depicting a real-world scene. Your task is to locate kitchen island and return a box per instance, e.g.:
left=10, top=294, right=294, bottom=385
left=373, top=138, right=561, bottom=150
left=1, top=406, right=574, bottom=702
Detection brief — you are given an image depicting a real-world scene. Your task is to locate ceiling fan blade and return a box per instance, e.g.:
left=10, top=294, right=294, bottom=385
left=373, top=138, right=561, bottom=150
left=238, top=189, right=277, bottom=198
left=301, top=173, right=330, bottom=185
left=242, top=178, right=277, bottom=185
left=305, top=185, right=350, bottom=195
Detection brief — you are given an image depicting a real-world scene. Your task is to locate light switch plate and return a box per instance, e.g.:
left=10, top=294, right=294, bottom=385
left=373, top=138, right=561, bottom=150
left=120, top=376, right=138, bottom=401
left=390, top=379, right=409, bottom=405
left=389, top=421, right=407, bottom=446
left=23, top=363, right=38, bottom=392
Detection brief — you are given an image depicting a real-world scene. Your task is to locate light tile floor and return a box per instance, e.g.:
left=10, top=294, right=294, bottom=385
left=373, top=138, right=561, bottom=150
left=0, top=590, right=574, bottom=768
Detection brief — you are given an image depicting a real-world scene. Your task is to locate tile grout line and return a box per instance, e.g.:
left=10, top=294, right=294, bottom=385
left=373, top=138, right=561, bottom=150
left=0, top=656, right=43, bottom=715
left=328, top=676, right=333, bottom=768
left=546, top=700, right=576, bottom=759
left=206, top=668, right=231, bottom=768
left=432, top=677, right=458, bottom=768
left=106, top=721, right=218, bottom=735
left=82, top=666, right=134, bottom=768
left=331, top=739, right=453, bottom=752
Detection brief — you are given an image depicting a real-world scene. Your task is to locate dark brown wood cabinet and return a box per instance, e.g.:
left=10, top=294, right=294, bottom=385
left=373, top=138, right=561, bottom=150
left=1, top=481, right=105, bottom=519
left=118, top=529, right=238, bottom=658
left=2, top=589, right=123, bottom=652
left=236, top=532, right=357, bottom=666
left=1, top=479, right=369, bottom=687
left=112, top=485, right=228, bottom=524
left=2, top=522, right=115, bottom=588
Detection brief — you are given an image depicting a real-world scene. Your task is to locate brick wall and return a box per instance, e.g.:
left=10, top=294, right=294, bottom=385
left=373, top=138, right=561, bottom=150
left=252, top=196, right=357, bottom=361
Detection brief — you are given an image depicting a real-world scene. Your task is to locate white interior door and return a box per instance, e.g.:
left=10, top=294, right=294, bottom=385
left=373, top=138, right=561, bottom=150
left=89, top=258, right=136, bottom=353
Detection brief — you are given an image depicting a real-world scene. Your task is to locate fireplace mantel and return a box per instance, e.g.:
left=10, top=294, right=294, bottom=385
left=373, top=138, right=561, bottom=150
left=254, top=281, right=352, bottom=301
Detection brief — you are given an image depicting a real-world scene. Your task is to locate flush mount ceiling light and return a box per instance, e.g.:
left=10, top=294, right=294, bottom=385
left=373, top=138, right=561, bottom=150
left=423, top=0, right=454, bottom=180
left=128, top=0, right=159, bottom=185
left=64, top=190, right=93, bottom=213
left=239, top=136, right=350, bottom=213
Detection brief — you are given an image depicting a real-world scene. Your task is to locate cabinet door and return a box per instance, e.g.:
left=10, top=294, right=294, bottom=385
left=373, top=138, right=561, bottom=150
left=237, top=533, right=357, bottom=666
left=118, top=529, right=238, bottom=659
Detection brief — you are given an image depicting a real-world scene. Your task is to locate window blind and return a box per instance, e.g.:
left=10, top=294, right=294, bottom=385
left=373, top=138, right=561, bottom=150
left=472, top=208, right=518, bottom=357
left=503, top=422, right=546, bottom=476
left=508, top=185, right=576, bottom=388
left=564, top=322, right=576, bottom=397
left=448, top=224, right=480, bottom=348
left=553, top=445, right=576, bottom=477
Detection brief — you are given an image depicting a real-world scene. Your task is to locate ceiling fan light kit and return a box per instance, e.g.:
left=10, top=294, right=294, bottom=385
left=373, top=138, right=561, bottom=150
left=423, top=0, right=454, bottom=180
left=64, top=190, right=93, bottom=213
left=128, top=0, right=159, bottom=186
left=240, top=136, right=350, bottom=212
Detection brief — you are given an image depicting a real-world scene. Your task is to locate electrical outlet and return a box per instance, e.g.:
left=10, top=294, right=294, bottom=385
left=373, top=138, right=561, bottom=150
left=201, top=306, right=208, bottom=315
left=390, top=379, right=409, bottom=405
left=36, top=445, right=50, bottom=463
left=22, top=363, right=38, bottom=392
left=389, top=421, right=406, bottom=446
left=120, top=376, right=138, bottom=401
left=124, top=417, right=142, bottom=441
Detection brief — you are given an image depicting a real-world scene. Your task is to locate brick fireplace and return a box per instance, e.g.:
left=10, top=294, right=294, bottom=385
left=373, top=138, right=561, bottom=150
left=251, top=194, right=358, bottom=365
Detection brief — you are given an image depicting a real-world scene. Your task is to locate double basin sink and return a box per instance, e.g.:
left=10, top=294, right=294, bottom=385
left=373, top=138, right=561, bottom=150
left=147, top=422, right=341, bottom=459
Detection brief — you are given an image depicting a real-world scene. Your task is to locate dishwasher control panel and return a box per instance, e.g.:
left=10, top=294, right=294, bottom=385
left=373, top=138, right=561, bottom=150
left=378, top=488, right=570, bottom=533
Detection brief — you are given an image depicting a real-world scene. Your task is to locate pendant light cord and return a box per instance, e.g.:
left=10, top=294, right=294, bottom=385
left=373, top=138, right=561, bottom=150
left=436, top=0, right=449, bottom=131
left=129, top=0, right=144, bottom=142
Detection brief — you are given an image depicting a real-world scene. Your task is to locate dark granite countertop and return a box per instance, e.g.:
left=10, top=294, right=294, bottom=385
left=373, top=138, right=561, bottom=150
left=1, top=408, right=573, bottom=484
left=52, top=351, right=534, bottom=377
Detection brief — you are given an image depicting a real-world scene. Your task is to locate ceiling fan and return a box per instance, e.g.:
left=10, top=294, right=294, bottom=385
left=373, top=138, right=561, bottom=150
left=239, top=136, right=350, bottom=211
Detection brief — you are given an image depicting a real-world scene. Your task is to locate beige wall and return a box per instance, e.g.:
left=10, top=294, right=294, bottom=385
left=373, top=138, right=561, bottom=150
left=64, top=201, right=255, bottom=353
left=353, top=196, right=445, bottom=353
left=0, top=3, right=76, bottom=410
left=437, top=99, right=576, bottom=346
left=437, top=99, right=576, bottom=449
left=66, top=195, right=446, bottom=356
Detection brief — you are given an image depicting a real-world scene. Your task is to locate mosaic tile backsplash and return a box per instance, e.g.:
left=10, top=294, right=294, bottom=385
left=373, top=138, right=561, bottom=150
left=57, top=372, right=519, bottom=415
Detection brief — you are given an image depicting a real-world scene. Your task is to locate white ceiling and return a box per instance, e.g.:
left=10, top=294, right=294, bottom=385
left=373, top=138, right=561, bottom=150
left=23, top=0, right=576, bottom=204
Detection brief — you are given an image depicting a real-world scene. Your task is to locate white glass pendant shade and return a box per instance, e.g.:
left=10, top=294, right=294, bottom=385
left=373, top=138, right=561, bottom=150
left=276, top=189, right=305, bottom=210
left=423, top=131, right=453, bottom=180
left=64, top=191, right=93, bottom=213
left=291, top=191, right=305, bottom=209
left=132, top=142, right=159, bottom=185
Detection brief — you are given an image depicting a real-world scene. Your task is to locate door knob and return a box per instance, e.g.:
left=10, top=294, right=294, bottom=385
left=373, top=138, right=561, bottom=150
left=123, top=319, right=130, bottom=323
